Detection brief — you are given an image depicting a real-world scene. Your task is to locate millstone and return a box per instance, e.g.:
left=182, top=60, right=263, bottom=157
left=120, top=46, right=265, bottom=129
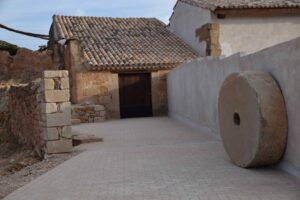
left=218, top=71, right=287, bottom=168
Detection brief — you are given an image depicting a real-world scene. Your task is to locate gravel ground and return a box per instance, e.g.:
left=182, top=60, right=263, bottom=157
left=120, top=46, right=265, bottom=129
left=0, top=150, right=81, bottom=199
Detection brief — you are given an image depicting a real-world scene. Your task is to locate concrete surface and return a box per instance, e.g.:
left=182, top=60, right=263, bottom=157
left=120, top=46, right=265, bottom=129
left=168, top=37, right=300, bottom=177
left=4, top=117, right=300, bottom=200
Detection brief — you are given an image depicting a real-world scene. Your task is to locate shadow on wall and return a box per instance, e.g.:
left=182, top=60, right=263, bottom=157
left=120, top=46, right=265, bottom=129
left=167, top=37, right=300, bottom=178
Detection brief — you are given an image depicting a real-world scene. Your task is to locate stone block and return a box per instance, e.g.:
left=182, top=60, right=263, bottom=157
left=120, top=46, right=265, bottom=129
left=46, top=139, right=72, bottom=154
left=44, top=70, right=69, bottom=78
left=72, top=134, right=103, bottom=146
left=62, top=126, right=72, bottom=139
left=61, top=71, right=69, bottom=78
left=99, top=95, right=111, bottom=104
left=58, top=102, right=71, bottom=113
left=41, top=79, right=55, bottom=90
left=43, top=127, right=59, bottom=141
left=60, top=78, right=70, bottom=89
left=100, top=110, right=106, bottom=117
left=94, top=117, right=105, bottom=122
left=41, top=103, right=57, bottom=114
left=72, top=119, right=81, bottom=125
left=44, top=112, right=71, bottom=127
left=44, top=90, right=70, bottom=103
left=94, top=105, right=105, bottom=111
left=218, top=71, right=287, bottom=168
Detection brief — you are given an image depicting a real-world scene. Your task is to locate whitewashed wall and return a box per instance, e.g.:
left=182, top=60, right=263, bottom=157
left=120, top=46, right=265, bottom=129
left=168, top=1, right=212, bottom=56
left=169, top=1, right=300, bottom=56
left=214, top=15, right=300, bottom=56
left=168, top=37, right=300, bottom=178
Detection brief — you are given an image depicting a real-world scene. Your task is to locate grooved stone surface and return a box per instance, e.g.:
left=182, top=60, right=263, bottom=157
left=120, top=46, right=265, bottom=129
left=218, top=71, right=288, bottom=168
left=4, top=118, right=300, bottom=200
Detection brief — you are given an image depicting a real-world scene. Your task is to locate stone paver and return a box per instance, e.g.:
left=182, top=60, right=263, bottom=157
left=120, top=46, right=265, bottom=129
left=4, top=117, right=300, bottom=200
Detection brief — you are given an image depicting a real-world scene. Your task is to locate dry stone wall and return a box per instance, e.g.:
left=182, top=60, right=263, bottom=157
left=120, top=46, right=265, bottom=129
left=73, top=71, right=120, bottom=119
left=0, top=86, right=13, bottom=144
left=0, top=48, right=58, bottom=84
left=72, top=104, right=106, bottom=124
left=8, top=70, right=72, bottom=156
left=9, top=81, right=43, bottom=155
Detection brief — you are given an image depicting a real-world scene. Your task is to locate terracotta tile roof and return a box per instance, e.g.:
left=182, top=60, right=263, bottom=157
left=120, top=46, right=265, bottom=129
left=52, top=15, right=198, bottom=70
left=180, top=0, right=300, bottom=10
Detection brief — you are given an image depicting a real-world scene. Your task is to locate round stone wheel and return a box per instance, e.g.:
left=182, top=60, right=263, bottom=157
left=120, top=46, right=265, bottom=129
left=218, top=71, right=287, bottom=168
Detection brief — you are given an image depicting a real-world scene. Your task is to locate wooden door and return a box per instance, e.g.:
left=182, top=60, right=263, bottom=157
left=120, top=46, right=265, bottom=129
left=118, top=73, right=152, bottom=118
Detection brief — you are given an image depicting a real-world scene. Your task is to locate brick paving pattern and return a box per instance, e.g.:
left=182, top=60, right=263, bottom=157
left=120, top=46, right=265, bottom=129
left=4, top=117, right=300, bottom=200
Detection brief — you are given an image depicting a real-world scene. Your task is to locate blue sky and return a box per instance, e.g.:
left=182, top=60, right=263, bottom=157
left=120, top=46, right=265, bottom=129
left=0, top=0, right=177, bottom=50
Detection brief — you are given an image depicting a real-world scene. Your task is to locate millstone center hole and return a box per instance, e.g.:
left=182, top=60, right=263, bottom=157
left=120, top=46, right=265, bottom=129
left=233, top=112, right=241, bottom=126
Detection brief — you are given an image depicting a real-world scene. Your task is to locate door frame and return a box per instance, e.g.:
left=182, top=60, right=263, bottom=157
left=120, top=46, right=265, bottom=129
left=118, top=72, right=153, bottom=119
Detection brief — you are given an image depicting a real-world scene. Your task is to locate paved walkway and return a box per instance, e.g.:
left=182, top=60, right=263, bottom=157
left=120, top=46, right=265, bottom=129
left=4, top=117, right=300, bottom=200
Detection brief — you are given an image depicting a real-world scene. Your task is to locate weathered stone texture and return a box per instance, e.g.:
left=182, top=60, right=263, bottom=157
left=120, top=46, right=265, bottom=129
left=44, top=90, right=70, bottom=103
left=218, top=71, right=288, bottom=168
left=46, top=139, right=73, bottom=154
left=72, top=71, right=119, bottom=119
left=39, top=71, right=73, bottom=154
left=72, top=104, right=106, bottom=124
left=152, top=70, right=170, bottom=116
left=196, top=23, right=221, bottom=57
left=43, top=127, right=59, bottom=141
left=6, top=70, right=73, bottom=155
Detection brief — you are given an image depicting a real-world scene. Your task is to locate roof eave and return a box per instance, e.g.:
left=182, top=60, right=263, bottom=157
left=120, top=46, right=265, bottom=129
left=88, top=62, right=183, bottom=71
left=214, top=7, right=300, bottom=18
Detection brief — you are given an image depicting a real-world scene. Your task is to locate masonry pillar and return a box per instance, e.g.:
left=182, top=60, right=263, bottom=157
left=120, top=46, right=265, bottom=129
left=39, top=70, right=73, bottom=154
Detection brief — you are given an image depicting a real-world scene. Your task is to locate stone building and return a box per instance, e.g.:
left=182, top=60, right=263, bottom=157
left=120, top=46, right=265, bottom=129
left=168, top=0, right=300, bottom=57
left=49, top=16, right=198, bottom=119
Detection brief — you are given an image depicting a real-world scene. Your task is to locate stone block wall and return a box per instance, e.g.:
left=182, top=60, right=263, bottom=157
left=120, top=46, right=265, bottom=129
left=40, top=71, right=72, bottom=154
left=8, top=70, right=72, bottom=156
left=72, top=104, right=106, bottom=124
left=72, top=71, right=120, bottom=119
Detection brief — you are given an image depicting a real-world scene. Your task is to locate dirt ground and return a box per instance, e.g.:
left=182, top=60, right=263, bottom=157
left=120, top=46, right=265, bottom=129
left=0, top=143, right=81, bottom=199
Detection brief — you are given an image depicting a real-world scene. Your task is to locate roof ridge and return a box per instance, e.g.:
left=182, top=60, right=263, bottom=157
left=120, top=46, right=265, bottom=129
left=178, top=0, right=300, bottom=11
left=53, top=15, right=159, bottom=21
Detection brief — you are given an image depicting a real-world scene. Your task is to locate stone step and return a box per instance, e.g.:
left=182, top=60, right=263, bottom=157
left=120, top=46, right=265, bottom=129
left=72, top=119, right=81, bottom=125
left=72, top=134, right=103, bottom=146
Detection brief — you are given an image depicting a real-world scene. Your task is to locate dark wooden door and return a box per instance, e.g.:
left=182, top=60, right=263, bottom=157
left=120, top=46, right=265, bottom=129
left=119, top=73, right=152, bottom=118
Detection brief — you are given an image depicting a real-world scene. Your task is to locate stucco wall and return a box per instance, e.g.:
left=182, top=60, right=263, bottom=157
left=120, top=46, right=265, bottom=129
left=213, top=15, right=300, bottom=56
left=169, top=3, right=300, bottom=57
left=168, top=2, right=212, bottom=56
left=168, top=37, right=300, bottom=178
